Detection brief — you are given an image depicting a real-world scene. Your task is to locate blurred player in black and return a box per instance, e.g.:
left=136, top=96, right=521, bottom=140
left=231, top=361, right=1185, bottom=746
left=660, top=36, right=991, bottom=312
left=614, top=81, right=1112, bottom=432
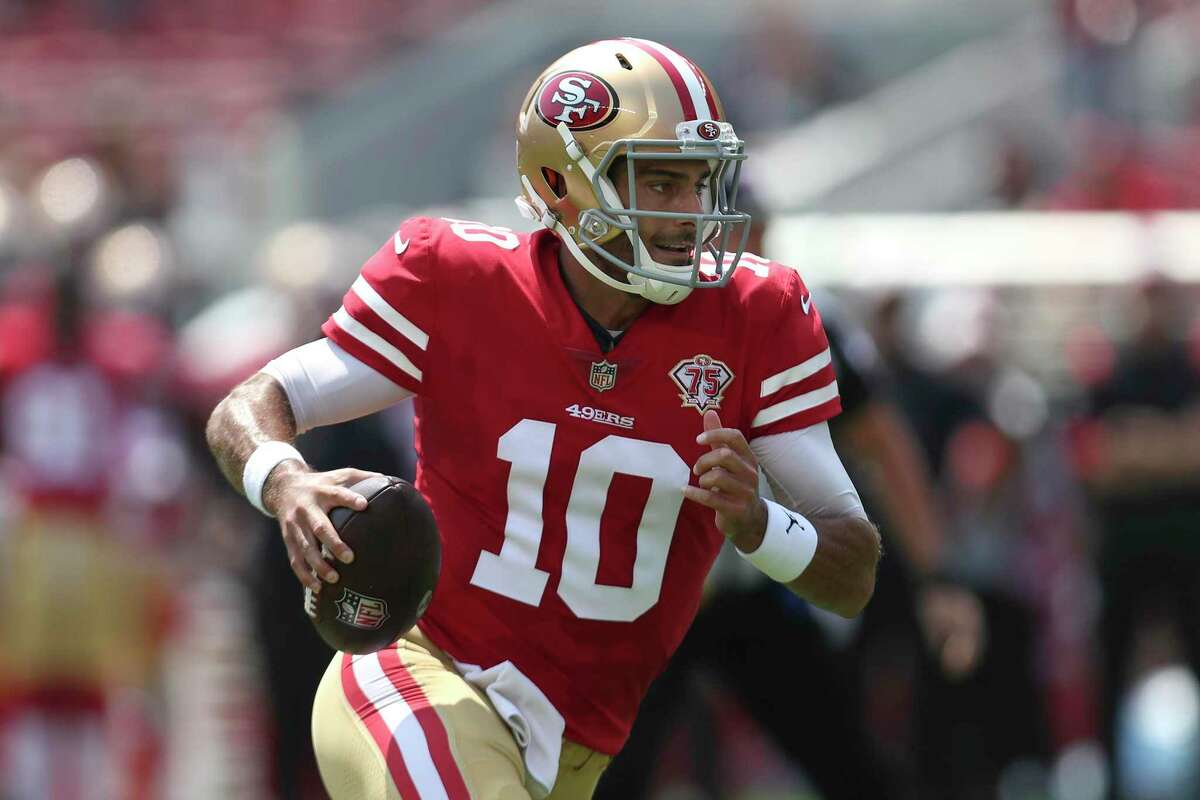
left=595, top=187, right=985, bottom=800
left=1077, top=275, right=1200, bottom=798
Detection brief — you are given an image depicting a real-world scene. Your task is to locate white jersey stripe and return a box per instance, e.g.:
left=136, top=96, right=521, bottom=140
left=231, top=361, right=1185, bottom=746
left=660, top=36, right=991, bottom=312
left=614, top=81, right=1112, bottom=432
left=332, top=307, right=422, bottom=382
left=626, top=38, right=713, bottom=120
left=752, top=381, right=840, bottom=428
left=351, top=276, right=429, bottom=350
left=351, top=653, right=450, bottom=800
left=760, top=348, right=833, bottom=398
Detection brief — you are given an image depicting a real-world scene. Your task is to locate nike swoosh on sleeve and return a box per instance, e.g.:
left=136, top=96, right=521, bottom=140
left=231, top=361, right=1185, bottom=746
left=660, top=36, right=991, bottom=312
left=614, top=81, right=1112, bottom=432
left=800, top=294, right=812, bottom=315
left=394, top=232, right=410, bottom=255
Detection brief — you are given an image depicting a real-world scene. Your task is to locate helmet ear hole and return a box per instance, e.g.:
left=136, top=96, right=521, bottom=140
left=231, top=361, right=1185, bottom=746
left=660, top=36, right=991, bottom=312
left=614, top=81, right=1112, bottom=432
left=541, top=168, right=568, bottom=199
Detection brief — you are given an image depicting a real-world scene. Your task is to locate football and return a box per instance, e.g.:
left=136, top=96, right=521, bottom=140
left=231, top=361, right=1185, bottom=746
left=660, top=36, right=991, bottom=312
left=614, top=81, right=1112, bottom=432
left=304, top=475, right=441, bottom=654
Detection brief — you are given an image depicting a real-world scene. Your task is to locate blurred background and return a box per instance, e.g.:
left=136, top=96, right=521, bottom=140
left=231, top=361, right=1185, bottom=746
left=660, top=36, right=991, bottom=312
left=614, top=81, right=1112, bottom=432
left=0, top=0, right=1198, bottom=798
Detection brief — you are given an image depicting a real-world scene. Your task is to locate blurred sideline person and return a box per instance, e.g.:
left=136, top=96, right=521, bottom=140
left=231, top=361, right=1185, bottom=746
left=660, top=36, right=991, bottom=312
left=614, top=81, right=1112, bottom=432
left=871, top=290, right=1058, bottom=796
left=596, top=186, right=984, bottom=800
left=0, top=264, right=186, bottom=799
left=206, top=39, right=880, bottom=800
left=1075, top=275, right=1200, bottom=798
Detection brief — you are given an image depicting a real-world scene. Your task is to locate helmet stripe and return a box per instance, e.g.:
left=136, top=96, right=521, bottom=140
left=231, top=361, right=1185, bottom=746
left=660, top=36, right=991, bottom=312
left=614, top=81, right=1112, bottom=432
left=622, top=38, right=718, bottom=121
left=688, top=61, right=722, bottom=121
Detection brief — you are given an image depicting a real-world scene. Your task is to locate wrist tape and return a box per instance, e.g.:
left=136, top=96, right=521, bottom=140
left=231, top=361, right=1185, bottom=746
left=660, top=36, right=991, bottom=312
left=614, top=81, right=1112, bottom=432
left=737, top=499, right=818, bottom=583
left=242, top=441, right=306, bottom=517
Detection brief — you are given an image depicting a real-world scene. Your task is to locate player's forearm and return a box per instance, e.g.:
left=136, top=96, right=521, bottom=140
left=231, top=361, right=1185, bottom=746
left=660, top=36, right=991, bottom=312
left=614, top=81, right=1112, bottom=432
left=785, top=515, right=881, bottom=618
left=205, top=372, right=300, bottom=496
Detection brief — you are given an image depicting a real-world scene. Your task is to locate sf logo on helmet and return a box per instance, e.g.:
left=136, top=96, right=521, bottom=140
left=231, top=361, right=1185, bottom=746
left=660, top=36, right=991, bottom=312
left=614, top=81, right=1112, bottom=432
left=536, top=71, right=619, bottom=131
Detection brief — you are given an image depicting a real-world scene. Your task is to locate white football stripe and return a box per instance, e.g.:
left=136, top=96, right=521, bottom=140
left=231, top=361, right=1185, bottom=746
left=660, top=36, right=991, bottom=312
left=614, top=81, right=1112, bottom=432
left=351, top=653, right=450, bottom=800
left=351, top=276, right=429, bottom=350
left=627, top=38, right=712, bottom=119
left=332, top=307, right=422, bottom=382
left=760, top=348, right=832, bottom=398
left=752, top=380, right=840, bottom=428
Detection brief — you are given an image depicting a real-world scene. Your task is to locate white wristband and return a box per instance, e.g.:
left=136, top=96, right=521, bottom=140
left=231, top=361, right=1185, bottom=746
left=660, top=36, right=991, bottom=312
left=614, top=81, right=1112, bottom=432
left=736, top=499, right=818, bottom=583
left=242, top=441, right=306, bottom=517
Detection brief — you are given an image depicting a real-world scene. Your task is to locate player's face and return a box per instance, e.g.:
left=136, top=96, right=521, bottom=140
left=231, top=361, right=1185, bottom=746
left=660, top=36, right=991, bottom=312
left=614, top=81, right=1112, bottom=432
left=606, top=158, right=712, bottom=268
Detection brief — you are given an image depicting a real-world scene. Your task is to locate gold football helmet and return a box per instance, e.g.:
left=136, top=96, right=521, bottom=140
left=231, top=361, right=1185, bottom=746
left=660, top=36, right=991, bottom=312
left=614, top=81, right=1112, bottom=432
left=516, top=38, right=750, bottom=305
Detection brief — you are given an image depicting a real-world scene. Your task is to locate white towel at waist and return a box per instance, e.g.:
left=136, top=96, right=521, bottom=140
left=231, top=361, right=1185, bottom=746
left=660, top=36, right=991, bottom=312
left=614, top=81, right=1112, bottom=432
left=452, top=658, right=565, bottom=800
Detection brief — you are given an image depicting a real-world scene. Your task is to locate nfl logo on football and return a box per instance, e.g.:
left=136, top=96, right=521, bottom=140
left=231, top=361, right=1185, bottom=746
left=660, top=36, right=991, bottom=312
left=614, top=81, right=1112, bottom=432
left=335, top=589, right=390, bottom=630
left=589, top=360, right=618, bottom=392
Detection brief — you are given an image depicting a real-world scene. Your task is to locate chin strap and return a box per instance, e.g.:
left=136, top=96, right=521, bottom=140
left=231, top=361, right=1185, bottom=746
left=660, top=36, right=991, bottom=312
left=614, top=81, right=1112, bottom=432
left=628, top=237, right=694, bottom=305
left=515, top=181, right=646, bottom=298
left=631, top=275, right=692, bottom=305
left=560, top=226, right=648, bottom=296
left=516, top=175, right=560, bottom=230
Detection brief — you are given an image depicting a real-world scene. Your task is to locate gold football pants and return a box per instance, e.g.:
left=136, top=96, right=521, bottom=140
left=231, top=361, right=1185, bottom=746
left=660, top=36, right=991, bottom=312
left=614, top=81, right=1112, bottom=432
left=312, top=628, right=611, bottom=799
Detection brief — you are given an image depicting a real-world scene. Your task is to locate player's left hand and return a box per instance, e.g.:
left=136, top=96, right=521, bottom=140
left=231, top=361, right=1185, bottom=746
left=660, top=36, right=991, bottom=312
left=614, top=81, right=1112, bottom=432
left=683, top=410, right=768, bottom=553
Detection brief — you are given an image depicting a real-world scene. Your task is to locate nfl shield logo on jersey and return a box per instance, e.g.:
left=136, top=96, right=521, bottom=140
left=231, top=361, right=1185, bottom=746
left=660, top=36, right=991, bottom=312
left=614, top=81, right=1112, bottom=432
left=334, top=589, right=390, bottom=630
left=670, top=354, right=734, bottom=414
left=589, top=360, right=618, bottom=392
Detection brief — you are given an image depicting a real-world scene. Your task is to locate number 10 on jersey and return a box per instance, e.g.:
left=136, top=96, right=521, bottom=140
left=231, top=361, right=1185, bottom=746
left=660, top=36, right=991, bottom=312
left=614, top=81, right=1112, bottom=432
left=469, top=419, right=690, bottom=622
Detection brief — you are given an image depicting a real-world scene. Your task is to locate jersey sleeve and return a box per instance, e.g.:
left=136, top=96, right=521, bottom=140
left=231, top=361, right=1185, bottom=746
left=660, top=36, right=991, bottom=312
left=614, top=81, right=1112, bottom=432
left=746, top=269, right=841, bottom=437
left=320, top=217, right=436, bottom=395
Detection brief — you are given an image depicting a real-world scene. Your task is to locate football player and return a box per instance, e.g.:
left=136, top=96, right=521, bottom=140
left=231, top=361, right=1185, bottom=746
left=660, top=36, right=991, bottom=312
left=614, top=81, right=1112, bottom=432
left=206, top=38, right=880, bottom=800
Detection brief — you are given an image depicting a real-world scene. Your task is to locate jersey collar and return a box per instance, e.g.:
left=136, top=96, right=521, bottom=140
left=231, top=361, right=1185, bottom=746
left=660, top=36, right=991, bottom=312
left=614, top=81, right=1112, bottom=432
left=533, top=229, right=630, bottom=354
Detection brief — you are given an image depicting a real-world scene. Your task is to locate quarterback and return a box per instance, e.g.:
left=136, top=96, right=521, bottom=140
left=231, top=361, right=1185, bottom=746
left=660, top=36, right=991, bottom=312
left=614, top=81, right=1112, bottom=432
left=207, top=38, right=880, bottom=800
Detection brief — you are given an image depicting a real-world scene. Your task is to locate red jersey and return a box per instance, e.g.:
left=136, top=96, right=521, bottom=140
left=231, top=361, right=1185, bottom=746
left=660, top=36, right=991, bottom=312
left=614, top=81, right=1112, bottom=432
left=321, top=216, right=840, bottom=754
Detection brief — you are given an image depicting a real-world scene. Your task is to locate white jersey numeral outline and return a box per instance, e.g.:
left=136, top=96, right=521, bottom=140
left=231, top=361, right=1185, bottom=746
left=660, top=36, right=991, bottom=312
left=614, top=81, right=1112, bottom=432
left=443, top=218, right=520, bottom=250
left=469, top=419, right=689, bottom=622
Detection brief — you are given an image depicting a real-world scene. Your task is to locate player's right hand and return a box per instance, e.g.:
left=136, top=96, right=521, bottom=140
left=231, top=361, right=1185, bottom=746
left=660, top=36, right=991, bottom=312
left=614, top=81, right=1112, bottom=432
left=264, top=466, right=378, bottom=592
